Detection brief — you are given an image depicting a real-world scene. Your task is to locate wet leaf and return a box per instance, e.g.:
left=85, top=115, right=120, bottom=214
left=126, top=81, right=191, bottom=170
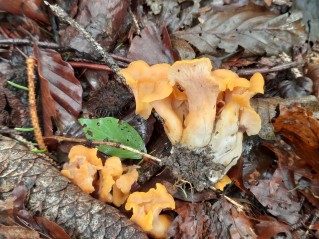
left=79, top=117, right=146, bottom=159
left=33, top=46, right=83, bottom=136
left=174, top=5, right=306, bottom=56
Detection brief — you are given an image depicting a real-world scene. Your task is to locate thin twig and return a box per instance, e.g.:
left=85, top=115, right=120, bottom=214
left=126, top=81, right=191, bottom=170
left=68, top=61, right=113, bottom=73
left=0, top=39, right=132, bottom=63
left=27, top=58, right=47, bottom=151
left=44, top=135, right=162, bottom=162
left=43, top=1, right=129, bottom=88
left=237, top=61, right=302, bottom=76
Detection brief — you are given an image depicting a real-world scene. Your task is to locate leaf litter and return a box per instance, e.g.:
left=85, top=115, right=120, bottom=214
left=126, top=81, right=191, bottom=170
left=1, top=0, right=319, bottom=238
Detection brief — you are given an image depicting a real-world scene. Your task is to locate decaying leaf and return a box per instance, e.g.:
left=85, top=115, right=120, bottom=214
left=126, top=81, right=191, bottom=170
left=204, top=198, right=257, bottom=238
left=60, top=0, right=129, bottom=53
left=250, top=167, right=302, bottom=225
left=128, top=22, right=176, bottom=64
left=174, top=5, right=306, bottom=56
left=169, top=199, right=258, bottom=239
left=33, top=45, right=83, bottom=136
left=148, top=0, right=200, bottom=32
left=255, top=215, right=290, bottom=239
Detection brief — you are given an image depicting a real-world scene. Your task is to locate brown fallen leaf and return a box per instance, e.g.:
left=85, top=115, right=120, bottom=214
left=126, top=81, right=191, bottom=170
left=128, top=22, right=176, bottom=65
left=174, top=5, right=306, bottom=56
left=255, top=215, right=290, bottom=239
left=33, top=45, right=83, bottom=136
left=168, top=200, right=207, bottom=239
left=0, top=0, right=49, bottom=24
left=272, top=103, right=319, bottom=172
left=250, top=167, right=302, bottom=225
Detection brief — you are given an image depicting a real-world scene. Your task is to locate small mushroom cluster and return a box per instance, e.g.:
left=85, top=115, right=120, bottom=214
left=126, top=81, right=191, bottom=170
left=120, top=58, right=264, bottom=188
left=61, top=145, right=175, bottom=238
left=61, top=145, right=138, bottom=207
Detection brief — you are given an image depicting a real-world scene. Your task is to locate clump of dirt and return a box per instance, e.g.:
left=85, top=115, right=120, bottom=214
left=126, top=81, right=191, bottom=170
left=163, top=145, right=225, bottom=192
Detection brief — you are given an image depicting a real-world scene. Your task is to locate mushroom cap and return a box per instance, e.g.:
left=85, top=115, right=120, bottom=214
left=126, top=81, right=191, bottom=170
left=61, top=145, right=103, bottom=194
left=168, top=58, right=221, bottom=148
left=120, top=61, right=172, bottom=118
left=98, top=156, right=123, bottom=203
left=125, top=183, right=175, bottom=233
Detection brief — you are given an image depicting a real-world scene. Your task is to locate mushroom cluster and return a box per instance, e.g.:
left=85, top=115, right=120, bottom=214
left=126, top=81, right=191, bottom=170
left=120, top=58, right=264, bottom=190
left=61, top=145, right=139, bottom=207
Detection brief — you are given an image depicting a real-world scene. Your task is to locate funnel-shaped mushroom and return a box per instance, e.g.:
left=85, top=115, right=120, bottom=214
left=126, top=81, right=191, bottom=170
left=168, top=58, right=222, bottom=148
left=120, top=58, right=264, bottom=189
left=125, top=183, right=175, bottom=239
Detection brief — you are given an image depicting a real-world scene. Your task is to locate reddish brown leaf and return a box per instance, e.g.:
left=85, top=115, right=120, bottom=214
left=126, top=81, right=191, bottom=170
left=128, top=22, right=175, bottom=64
left=34, top=217, right=71, bottom=239
left=33, top=46, right=82, bottom=136
left=250, top=168, right=302, bottom=225
left=255, top=215, right=290, bottom=239
left=0, top=0, right=48, bottom=24
left=272, top=104, right=319, bottom=172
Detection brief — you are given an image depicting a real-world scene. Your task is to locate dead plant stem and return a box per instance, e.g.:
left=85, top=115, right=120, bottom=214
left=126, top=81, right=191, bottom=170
left=27, top=58, right=47, bottom=151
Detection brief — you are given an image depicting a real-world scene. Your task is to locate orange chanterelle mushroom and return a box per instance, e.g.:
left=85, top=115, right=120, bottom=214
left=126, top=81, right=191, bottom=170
left=125, top=183, right=175, bottom=239
left=120, top=58, right=264, bottom=184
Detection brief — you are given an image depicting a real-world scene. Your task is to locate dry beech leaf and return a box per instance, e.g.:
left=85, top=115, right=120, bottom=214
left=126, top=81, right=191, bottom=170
left=128, top=23, right=175, bottom=64
left=33, top=45, right=83, bottom=136
left=174, top=5, right=306, bottom=56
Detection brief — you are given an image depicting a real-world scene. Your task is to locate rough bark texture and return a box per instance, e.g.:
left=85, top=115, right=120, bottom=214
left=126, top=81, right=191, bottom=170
left=0, top=135, right=148, bottom=239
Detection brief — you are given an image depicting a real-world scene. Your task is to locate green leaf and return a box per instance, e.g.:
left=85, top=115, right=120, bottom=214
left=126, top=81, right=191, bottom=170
left=79, top=117, right=146, bottom=159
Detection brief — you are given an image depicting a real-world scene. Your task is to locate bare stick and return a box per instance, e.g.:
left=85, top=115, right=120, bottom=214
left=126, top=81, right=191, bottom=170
left=44, top=135, right=162, bottom=162
left=237, top=61, right=302, bottom=76
left=43, top=1, right=129, bottom=88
